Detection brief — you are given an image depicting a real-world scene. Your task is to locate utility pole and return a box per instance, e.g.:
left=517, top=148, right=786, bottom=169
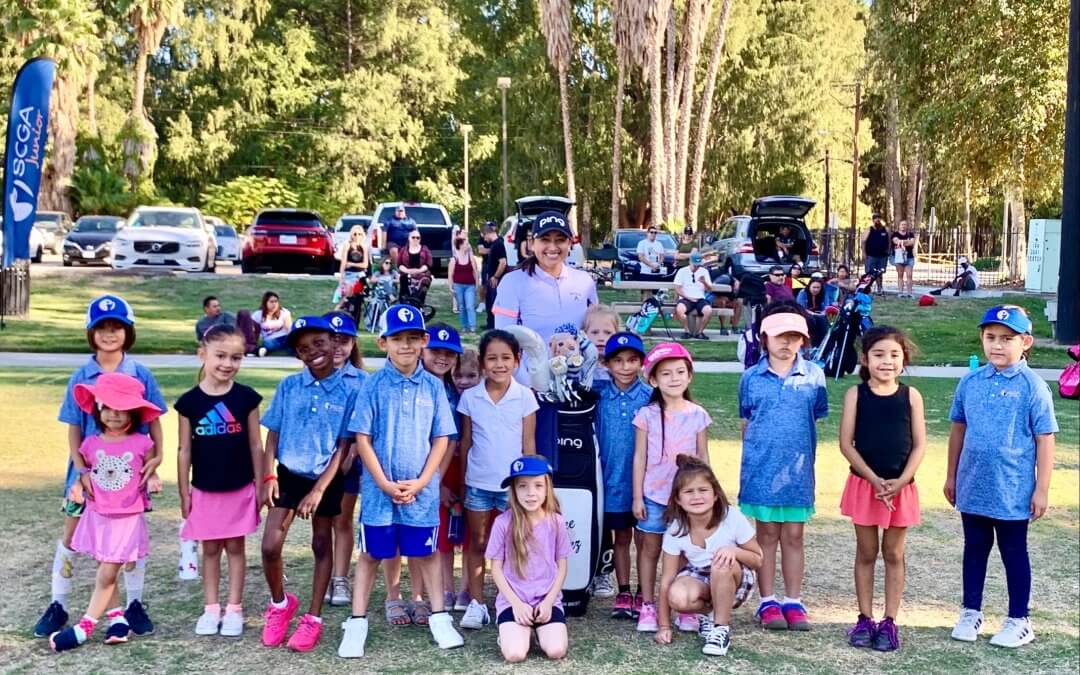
left=497, top=77, right=512, bottom=221
left=824, top=148, right=831, bottom=235
left=851, top=82, right=861, bottom=230
left=1058, top=0, right=1079, bottom=343
left=461, top=123, right=472, bottom=234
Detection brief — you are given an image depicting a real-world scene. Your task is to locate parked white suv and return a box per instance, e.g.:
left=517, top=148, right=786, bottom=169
left=112, top=206, right=217, bottom=273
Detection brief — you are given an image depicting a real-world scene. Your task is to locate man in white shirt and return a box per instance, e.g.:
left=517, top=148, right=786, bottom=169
left=636, top=226, right=667, bottom=276
left=673, top=252, right=715, bottom=339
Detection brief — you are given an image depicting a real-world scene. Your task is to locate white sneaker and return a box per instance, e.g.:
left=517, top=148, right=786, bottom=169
left=194, top=610, right=220, bottom=636
left=330, top=577, right=352, bottom=606
left=591, top=573, right=615, bottom=599
left=338, top=616, right=368, bottom=658
left=697, top=613, right=715, bottom=638
left=220, top=609, right=243, bottom=637
left=429, top=612, right=465, bottom=649
left=951, top=608, right=983, bottom=642
left=989, top=617, right=1035, bottom=648
left=257, top=347, right=268, bottom=358
left=459, top=599, right=490, bottom=630
left=702, top=625, right=731, bottom=656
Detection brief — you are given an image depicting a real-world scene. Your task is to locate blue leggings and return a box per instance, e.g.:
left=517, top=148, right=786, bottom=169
left=961, top=512, right=1030, bottom=618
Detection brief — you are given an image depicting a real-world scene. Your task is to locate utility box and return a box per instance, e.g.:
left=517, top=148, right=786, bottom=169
left=1025, top=219, right=1061, bottom=293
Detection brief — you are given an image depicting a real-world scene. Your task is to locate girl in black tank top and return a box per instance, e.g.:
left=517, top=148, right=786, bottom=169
left=853, top=383, right=912, bottom=480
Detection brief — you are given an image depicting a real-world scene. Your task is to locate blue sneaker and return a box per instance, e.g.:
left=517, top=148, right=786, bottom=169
left=50, top=627, right=82, bottom=653
left=104, top=621, right=131, bottom=645
left=34, top=601, right=68, bottom=638
left=124, top=600, right=154, bottom=636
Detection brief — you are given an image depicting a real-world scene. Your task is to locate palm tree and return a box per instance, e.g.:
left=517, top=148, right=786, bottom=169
left=121, top=0, right=184, bottom=190
left=538, top=0, right=578, bottom=233
left=610, top=0, right=635, bottom=230
left=645, top=0, right=672, bottom=227
left=673, top=0, right=712, bottom=224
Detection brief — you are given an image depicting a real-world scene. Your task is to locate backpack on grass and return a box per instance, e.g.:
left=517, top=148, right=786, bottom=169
left=1059, top=345, right=1080, bottom=400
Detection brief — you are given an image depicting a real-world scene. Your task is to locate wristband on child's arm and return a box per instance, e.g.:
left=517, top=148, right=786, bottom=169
left=263, top=475, right=278, bottom=484
left=78, top=467, right=91, bottom=476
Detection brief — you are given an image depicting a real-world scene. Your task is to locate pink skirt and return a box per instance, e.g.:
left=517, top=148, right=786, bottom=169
left=839, top=474, right=921, bottom=529
left=181, top=483, right=260, bottom=541
left=72, top=509, right=149, bottom=563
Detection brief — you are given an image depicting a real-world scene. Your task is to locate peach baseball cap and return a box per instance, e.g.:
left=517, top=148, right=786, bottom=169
left=759, top=313, right=810, bottom=339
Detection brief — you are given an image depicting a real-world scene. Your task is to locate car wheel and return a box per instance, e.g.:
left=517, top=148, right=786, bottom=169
left=241, top=257, right=255, bottom=273
left=32, top=246, right=43, bottom=263
left=320, top=258, right=335, bottom=275
left=204, top=249, right=216, bottom=273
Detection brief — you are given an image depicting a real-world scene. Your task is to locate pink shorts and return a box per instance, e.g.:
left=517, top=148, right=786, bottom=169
left=181, top=483, right=260, bottom=541
left=840, top=474, right=921, bottom=529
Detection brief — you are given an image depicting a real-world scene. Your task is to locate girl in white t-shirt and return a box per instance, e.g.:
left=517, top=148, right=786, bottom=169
left=655, top=456, right=763, bottom=658
left=457, top=330, right=540, bottom=630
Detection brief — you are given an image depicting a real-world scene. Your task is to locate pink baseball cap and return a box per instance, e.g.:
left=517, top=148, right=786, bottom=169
left=74, top=372, right=164, bottom=424
left=643, top=342, right=693, bottom=378
left=759, top=313, right=810, bottom=339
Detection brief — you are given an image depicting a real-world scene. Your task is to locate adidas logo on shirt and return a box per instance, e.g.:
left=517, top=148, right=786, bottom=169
left=195, top=402, right=243, bottom=436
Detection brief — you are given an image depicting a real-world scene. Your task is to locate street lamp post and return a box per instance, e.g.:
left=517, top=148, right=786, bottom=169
left=461, top=123, right=472, bottom=233
left=497, top=77, right=511, bottom=221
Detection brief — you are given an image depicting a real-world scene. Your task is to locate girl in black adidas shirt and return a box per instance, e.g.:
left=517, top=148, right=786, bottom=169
left=176, top=324, right=264, bottom=637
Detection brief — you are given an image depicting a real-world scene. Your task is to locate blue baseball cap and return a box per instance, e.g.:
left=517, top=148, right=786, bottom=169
left=324, top=311, right=358, bottom=337
left=604, top=331, right=646, bottom=360
left=689, top=251, right=704, bottom=265
left=381, top=303, right=426, bottom=338
left=427, top=325, right=463, bottom=353
left=287, top=315, right=334, bottom=348
left=531, top=210, right=573, bottom=239
left=978, top=305, right=1032, bottom=335
left=500, top=455, right=554, bottom=488
left=86, top=294, right=135, bottom=329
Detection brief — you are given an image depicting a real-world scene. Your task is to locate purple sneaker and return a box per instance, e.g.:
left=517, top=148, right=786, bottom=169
left=847, top=614, right=876, bottom=648
left=873, top=617, right=900, bottom=652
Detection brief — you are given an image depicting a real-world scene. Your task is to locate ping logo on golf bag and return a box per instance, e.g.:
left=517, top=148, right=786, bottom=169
left=557, top=436, right=583, bottom=449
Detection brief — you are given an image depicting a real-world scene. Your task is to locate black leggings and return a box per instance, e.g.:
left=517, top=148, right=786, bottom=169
left=961, top=512, right=1030, bottom=618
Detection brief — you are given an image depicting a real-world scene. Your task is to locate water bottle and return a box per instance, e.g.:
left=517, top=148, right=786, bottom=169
left=968, top=354, right=979, bottom=371
left=614, top=267, right=622, bottom=283
left=447, top=502, right=465, bottom=545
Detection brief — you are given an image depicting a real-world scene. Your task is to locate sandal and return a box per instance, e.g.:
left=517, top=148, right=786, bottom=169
left=385, top=598, right=412, bottom=626
left=409, top=601, right=431, bottom=626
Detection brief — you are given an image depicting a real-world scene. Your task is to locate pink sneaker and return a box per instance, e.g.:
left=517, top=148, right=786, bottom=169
left=677, top=612, right=699, bottom=633
left=636, top=602, right=658, bottom=632
left=261, top=593, right=299, bottom=647
left=782, top=603, right=810, bottom=631
left=757, top=602, right=788, bottom=630
left=286, top=614, right=323, bottom=652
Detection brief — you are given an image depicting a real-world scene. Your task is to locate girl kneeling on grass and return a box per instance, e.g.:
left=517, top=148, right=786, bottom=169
left=838, top=326, right=926, bottom=651
left=655, top=456, right=762, bottom=657
left=177, top=325, right=265, bottom=637
left=51, top=373, right=164, bottom=652
left=486, top=456, right=571, bottom=662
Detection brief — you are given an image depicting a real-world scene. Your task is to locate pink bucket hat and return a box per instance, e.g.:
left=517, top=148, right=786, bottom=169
left=643, top=342, right=694, bottom=378
left=759, top=313, right=810, bottom=340
left=73, top=372, right=164, bottom=424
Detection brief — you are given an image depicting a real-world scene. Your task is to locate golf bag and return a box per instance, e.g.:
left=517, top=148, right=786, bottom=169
left=534, top=386, right=606, bottom=617
left=814, top=288, right=874, bottom=379
left=626, top=292, right=665, bottom=336
left=736, top=272, right=768, bottom=368
left=1059, top=344, right=1080, bottom=400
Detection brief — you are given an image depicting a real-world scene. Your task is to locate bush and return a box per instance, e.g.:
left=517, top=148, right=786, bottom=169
left=972, top=257, right=998, bottom=271
left=200, top=176, right=299, bottom=231
left=68, top=163, right=135, bottom=217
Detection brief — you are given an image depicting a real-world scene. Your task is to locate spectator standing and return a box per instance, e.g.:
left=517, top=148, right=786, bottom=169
left=863, top=213, right=890, bottom=296
left=480, top=222, right=508, bottom=330
left=449, top=233, right=481, bottom=333
left=891, top=220, right=916, bottom=298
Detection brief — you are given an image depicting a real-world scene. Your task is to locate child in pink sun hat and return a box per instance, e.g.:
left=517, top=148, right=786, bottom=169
left=50, top=372, right=163, bottom=653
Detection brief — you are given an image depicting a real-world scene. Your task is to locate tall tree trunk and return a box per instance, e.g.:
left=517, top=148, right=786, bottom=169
left=885, top=95, right=902, bottom=224
left=557, top=66, right=578, bottom=233
left=39, top=76, right=76, bottom=214
left=913, top=160, right=927, bottom=228
left=962, top=175, right=972, bottom=256
left=132, top=45, right=148, bottom=117
left=650, top=48, right=666, bottom=228
left=687, top=0, right=733, bottom=231
left=86, top=67, right=97, bottom=135
left=673, top=0, right=711, bottom=224
left=663, top=9, right=677, bottom=221
left=904, top=152, right=919, bottom=224
left=346, top=0, right=353, bottom=73
left=1008, top=164, right=1027, bottom=281
left=611, top=54, right=625, bottom=232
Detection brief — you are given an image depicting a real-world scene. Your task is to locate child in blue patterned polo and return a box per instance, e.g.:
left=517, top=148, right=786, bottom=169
left=945, top=305, right=1057, bottom=649
left=338, top=305, right=465, bottom=657
left=595, top=332, right=652, bottom=617
left=737, top=304, right=827, bottom=632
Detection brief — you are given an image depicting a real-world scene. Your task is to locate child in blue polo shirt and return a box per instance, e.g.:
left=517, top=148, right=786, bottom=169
left=338, top=305, right=464, bottom=657
left=595, top=332, right=652, bottom=616
left=737, top=304, right=827, bottom=632
left=260, top=316, right=355, bottom=653
left=35, top=295, right=167, bottom=640
left=946, top=305, right=1057, bottom=649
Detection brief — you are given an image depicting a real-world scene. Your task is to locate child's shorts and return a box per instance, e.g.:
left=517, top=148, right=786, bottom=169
left=840, top=474, right=921, bottom=529
left=739, top=503, right=815, bottom=523
left=464, top=485, right=509, bottom=513
left=496, top=605, right=566, bottom=626
left=635, top=497, right=669, bottom=534
left=604, top=511, right=637, bottom=531
left=358, top=523, right=438, bottom=560
left=275, top=464, right=345, bottom=518
left=677, top=564, right=755, bottom=609
left=181, top=483, right=260, bottom=540
left=342, top=462, right=362, bottom=496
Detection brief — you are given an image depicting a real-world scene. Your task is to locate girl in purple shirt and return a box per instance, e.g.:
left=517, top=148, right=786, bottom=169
left=485, top=456, right=571, bottom=663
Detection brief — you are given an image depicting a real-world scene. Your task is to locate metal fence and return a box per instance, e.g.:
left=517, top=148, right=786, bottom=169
left=816, top=226, right=1026, bottom=287
left=0, top=261, right=31, bottom=321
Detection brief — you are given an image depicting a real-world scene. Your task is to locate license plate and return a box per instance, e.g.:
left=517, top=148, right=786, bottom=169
left=146, top=254, right=165, bottom=264
left=279, top=235, right=297, bottom=245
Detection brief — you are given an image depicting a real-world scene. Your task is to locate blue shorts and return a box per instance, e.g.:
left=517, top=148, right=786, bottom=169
left=357, top=523, right=439, bottom=560
left=635, top=497, right=668, bottom=534
left=865, top=256, right=888, bottom=274
left=464, top=485, right=509, bottom=513
left=342, top=462, right=361, bottom=496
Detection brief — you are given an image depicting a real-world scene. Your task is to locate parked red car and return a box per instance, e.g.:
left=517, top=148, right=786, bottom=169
left=241, top=209, right=336, bottom=274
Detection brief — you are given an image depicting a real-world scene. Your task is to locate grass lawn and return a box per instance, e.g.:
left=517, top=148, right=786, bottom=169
left=0, top=369, right=1076, bottom=673
left=0, top=273, right=1067, bottom=367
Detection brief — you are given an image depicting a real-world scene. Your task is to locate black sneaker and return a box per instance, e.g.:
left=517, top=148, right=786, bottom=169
left=104, top=621, right=131, bottom=644
left=49, top=626, right=82, bottom=653
left=34, top=601, right=68, bottom=638
left=702, top=624, right=731, bottom=656
left=124, top=600, right=154, bottom=636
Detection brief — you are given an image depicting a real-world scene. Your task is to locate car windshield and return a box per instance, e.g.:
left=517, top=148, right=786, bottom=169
left=214, top=225, right=236, bottom=238
left=379, top=206, right=447, bottom=226
left=129, top=210, right=201, bottom=229
left=255, top=211, right=323, bottom=228
left=35, top=214, right=62, bottom=230
left=338, top=216, right=371, bottom=232
left=619, top=231, right=677, bottom=251
left=73, top=218, right=120, bottom=233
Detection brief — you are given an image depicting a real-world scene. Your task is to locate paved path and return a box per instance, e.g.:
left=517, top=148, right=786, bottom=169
left=0, top=352, right=1060, bottom=381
